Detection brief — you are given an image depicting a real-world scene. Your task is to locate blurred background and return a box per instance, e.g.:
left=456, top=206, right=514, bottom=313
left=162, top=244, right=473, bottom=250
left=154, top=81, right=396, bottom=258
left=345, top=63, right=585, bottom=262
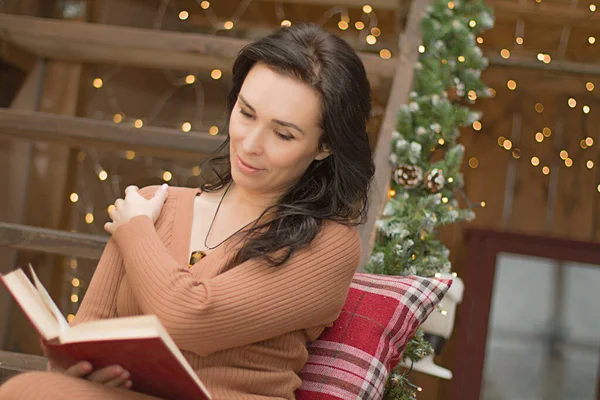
left=0, top=0, right=599, bottom=399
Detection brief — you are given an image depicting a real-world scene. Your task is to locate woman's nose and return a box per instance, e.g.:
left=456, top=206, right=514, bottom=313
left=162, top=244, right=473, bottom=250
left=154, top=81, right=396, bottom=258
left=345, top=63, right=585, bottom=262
left=241, top=127, right=264, bottom=155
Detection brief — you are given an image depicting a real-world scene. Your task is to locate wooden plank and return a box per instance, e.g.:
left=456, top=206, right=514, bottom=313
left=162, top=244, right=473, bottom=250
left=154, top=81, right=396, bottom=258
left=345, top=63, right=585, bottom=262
left=357, top=0, right=433, bottom=269
left=0, top=109, right=226, bottom=159
left=256, top=0, right=401, bottom=10
left=488, top=53, right=600, bottom=77
left=0, top=222, right=106, bottom=260
left=488, top=0, right=600, bottom=29
left=0, top=13, right=395, bottom=80
left=0, top=40, right=36, bottom=72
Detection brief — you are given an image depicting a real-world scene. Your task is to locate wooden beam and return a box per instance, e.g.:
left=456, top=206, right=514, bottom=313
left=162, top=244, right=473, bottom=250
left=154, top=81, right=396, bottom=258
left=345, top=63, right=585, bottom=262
left=487, top=52, right=600, bottom=76
left=0, top=13, right=394, bottom=79
left=0, top=222, right=106, bottom=261
left=358, top=0, right=433, bottom=269
left=0, top=40, right=37, bottom=72
left=256, top=0, right=400, bottom=10
left=0, top=109, right=226, bottom=159
left=488, top=0, right=600, bottom=29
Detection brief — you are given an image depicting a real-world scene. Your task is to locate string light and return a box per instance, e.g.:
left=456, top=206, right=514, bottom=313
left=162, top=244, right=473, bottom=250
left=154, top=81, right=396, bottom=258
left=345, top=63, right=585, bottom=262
left=542, top=166, right=550, bottom=175
left=125, top=150, right=136, bottom=160
left=281, top=20, right=291, bottom=27
left=379, top=49, right=392, bottom=59
left=448, top=177, right=454, bottom=183
left=448, top=1, right=455, bottom=9
left=107, top=204, right=116, bottom=214
left=587, top=160, right=594, bottom=169
left=565, top=158, right=573, bottom=167
left=560, top=150, right=568, bottom=160
left=371, top=27, right=381, bottom=37
left=181, top=122, right=192, bottom=132
left=586, top=82, right=595, bottom=91
left=591, top=4, right=597, bottom=12
left=438, top=138, right=445, bottom=145
left=503, top=139, right=512, bottom=150
left=200, top=1, right=210, bottom=9
left=72, top=278, right=80, bottom=287
left=589, top=36, right=596, bottom=45
left=442, top=197, right=449, bottom=203
left=71, top=294, right=79, bottom=303
left=366, top=35, right=377, bottom=45
left=389, top=189, right=396, bottom=197
left=535, top=103, right=544, bottom=113
left=498, top=136, right=506, bottom=147
left=469, top=20, right=477, bottom=28
left=500, top=49, right=510, bottom=59
left=211, top=69, right=222, bottom=80
left=473, top=121, right=482, bottom=131
left=98, top=170, right=108, bottom=181
left=70, top=193, right=79, bottom=203
left=457, top=55, right=466, bottom=63
left=489, top=88, right=496, bottom=97
left=480, top=201, right=486, bottom=207
left=568, top=98, right=577, bottom=108
left=516, top=37, right=524, bottom=45
left=67, top=314, right=75, bottom=323
left=542, top=54, right=551, bottom=64
left=582, top=140, right=589, bottom=149
left=338, top=20, right=348, bottom=30
left=224, top=20, right=234, bottom=30
left=512, top=149, right=521, bottom=159
left=362, top=4, right=372, bottom=13
left=531, top=156, right=540, bottom=166
left=355, top=21, right=365, bottom=30
left=178, top=10, right=189, bottom=20
left=162, top=171, right=173, bottom=182
left=583, top=105, right=591, bottom=114
left=476, top=37, right=483, bottom=44
left=418, top=45, right=426, bottom=53
left=192, top=166, right=201, bottom=176
left=543, top=127, right=552, bottom=137
left=535, top=132, right=544, bottom=142
left=586, top=137, right=594, bottom=146
left=185, top=74, right=196, bottom=84
left=597, top=184, right=600, bottom=193
left=113, top=113, right=123, bottom=123
left=134, top=119, right=143, bottom=128
left=85, top=213, right=94, bottom=224
left=92, top=78, right=103, bottom=88
left=468, top=157, right=479, bottom=168
left=507, top=80, right=517, bottom=90
left=209, top=126, right=219, bottom=135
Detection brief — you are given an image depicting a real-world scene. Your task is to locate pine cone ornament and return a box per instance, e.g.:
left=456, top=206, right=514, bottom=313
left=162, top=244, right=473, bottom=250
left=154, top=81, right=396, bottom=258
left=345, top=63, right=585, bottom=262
left=424, top=168, right=445, bottom=193
left=394, top=164, right=423, bottom=189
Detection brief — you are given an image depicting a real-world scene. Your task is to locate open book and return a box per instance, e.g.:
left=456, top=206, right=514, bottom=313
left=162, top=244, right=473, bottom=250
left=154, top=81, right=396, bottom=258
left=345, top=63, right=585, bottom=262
left=1, top=265, right=212, bottom=400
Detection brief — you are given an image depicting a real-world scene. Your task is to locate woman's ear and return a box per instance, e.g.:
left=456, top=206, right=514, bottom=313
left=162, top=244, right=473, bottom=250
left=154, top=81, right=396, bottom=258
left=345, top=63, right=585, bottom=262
left=315, top=145, right=332, bottom=161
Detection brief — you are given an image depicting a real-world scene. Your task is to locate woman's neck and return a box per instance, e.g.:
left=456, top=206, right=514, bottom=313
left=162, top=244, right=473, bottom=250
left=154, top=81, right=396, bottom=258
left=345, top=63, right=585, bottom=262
left=224, top=182, right=282, bottom=217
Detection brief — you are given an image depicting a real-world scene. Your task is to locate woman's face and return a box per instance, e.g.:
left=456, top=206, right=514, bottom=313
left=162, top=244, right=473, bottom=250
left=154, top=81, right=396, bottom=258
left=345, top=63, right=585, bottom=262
left=228, top=63, right=330, bottom=197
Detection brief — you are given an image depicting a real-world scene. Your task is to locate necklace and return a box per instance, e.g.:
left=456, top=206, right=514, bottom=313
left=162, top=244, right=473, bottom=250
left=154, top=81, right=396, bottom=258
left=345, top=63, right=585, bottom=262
left=189, top=182, right=255, bottom=268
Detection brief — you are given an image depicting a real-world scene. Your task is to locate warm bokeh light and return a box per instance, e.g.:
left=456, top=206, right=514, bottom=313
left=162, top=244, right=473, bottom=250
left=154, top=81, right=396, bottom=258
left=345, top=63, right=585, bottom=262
left=531, top=157, right=540, bottom=166
left=507, top=80, right=517, bottom=90
left=587, top=160, right=594, bottom=169
left=363, top=4, right=372, bottom=13
left=586, top=82, right=595, bottom=91
left=473, top=121, right=482, bottom=131
left=85, top=213, right=94, bottom=224
left=512, top=149, right=521, bottom=159
left=469, top=157, right=479, bottom=169
left=535, top=103, right=544, bottom=113
left=516, top=37, right=524, bottom=45
left=568, top=98, right=577, bottom=108
left=503, top=140, right=513, bottom=150
left=181, top=122, right=192, bottom=132
left=560, top=150, right=569, bottom=160
left=134, top=119, right=143, bottom=128
left=113, top=113, right=123, bottom=123
left=355, top=21, right=365, bottom=30
left=224, top=20, right=234, bottom=30
left=209, top=126, right=219, bottom=135
left=535, top=132, right=544, bottom=142
left=281, top=20, right=291, bottom=27
left=92, top=78, right=103, bottom=88
left=543, top=127, right=552, bottom=137
left=379, top=49, right=392, bottom=59
left=366, top=35, right=377, bottom=45
left=70, top=193, right=79, bottom=203
left=185, top=74, right=196, bottom=84
left=98, top=170, right=108, bottom=181
left=162, top=171, right=172, bottom=182
left=125, top=150, right=136, bottom=160
left=500, top=49, right=510, bottom=59
left=211, top=69, right=222, bottom=80
left=178, top=10, right=189, bottom=20
left=200, top=1, right=210, bottom=9
left=542, top=166, right=550, bottom=175
left=338, top=20, right=348, bottom=30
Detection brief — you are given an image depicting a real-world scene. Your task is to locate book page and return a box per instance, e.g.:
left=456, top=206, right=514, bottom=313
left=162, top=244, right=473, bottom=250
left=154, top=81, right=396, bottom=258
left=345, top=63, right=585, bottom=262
left=0, top=269, right=60, bottom=340
left=28, top=264, right=70, bottom=332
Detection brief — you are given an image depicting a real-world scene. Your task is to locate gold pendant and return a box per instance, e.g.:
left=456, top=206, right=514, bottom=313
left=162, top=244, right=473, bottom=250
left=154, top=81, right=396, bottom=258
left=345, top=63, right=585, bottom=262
left=189, top=250, right=207, bottom=268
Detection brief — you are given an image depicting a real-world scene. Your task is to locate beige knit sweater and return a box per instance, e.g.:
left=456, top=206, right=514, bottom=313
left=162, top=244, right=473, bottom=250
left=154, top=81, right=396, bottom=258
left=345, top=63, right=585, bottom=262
left=72, top=186, right=361, bottom=399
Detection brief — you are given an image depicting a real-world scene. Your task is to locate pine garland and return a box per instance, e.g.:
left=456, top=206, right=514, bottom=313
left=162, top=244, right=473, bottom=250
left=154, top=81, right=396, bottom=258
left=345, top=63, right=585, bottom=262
left=366, top=1, right=494, bottom=398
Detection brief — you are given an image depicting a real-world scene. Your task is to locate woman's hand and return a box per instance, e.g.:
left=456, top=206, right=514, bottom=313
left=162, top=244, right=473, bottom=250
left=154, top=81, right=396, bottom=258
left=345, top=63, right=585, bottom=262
left=42, top=341, right=132, bottom=389
left=62, top=361, right=133, bottom=389
left=104, top=185, right=169, bottom=235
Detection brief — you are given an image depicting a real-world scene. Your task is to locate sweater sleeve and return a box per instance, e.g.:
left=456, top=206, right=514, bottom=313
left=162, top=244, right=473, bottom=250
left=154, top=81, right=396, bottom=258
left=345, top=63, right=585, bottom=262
left=111, top=215, right=360, bottom=357
left=70, top=238, right=124, bottom=326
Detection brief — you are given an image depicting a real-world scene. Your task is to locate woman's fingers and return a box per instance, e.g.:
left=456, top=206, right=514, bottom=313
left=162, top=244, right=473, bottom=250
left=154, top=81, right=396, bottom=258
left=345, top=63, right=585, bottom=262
left=114, top=198, right=124, bottom=209
left=85, top=365, right=127, bottom=385
left=64, top=361, right=93, bottom=378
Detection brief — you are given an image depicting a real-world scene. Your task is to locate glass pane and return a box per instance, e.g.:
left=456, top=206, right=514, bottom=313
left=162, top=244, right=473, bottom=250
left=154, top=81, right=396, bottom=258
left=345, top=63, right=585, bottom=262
left=481, top=253, right=600, bottom=400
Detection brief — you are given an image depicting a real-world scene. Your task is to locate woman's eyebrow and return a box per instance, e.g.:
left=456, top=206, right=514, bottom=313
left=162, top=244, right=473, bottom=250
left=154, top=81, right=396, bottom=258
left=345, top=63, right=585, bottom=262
left=239, top=94, right=306, bottom=135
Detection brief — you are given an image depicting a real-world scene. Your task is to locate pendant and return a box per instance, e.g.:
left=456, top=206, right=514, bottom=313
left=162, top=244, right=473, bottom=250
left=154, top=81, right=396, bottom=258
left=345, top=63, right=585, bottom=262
left=189, top=250, right=207, bottom=268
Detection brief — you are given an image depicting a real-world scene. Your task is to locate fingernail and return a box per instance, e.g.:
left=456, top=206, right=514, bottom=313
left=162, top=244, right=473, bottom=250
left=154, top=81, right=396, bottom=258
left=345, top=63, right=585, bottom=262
left=161, top=183, right=168, bottom=190
left=82, top=362, right=92, bottom=372
left=121, top=370, right=130, bottom=379
left=125, top=380, right=133, bottom=388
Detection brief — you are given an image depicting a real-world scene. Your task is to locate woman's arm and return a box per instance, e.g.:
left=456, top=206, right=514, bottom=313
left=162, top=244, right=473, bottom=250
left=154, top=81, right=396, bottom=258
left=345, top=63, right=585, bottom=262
left=70, top=238, right=125, bottom=326
left=112, top=216, right=360, bottom=357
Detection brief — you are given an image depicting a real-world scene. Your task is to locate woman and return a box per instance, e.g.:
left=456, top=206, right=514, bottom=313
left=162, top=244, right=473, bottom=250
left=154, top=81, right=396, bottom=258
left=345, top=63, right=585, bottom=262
left=0, top=23, right=374, bottom=399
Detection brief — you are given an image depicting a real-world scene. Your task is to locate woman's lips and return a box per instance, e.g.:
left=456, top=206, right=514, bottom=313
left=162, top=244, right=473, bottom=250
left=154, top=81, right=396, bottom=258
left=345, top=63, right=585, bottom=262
left=236, top=155, right=264, bottom=173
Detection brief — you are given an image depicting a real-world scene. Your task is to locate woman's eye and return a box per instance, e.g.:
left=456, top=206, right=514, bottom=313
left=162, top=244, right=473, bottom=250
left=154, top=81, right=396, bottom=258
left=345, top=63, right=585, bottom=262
left=240, top=109, right=253, bottom=119
left=276, top=132, right=293, bottom=141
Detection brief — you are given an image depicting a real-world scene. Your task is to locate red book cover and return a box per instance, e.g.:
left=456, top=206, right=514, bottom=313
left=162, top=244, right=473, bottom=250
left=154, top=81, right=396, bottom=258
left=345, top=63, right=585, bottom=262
left=43, top=337, right=210, bottom=400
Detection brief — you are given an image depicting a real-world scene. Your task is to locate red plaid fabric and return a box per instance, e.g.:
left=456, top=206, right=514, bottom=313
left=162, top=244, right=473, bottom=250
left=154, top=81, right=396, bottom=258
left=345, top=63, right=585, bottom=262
left=296, top=273, right=452, bottom=400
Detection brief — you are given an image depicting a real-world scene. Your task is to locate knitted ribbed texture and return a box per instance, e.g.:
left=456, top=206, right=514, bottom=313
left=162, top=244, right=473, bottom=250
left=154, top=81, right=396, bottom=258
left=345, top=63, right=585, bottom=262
left=0, top=187, right=361, bottom=400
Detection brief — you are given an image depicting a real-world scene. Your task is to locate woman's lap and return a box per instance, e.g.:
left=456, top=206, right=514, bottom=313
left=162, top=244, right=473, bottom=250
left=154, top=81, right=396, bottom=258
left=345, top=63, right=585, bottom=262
left=0, top=371, right=163, bottom=400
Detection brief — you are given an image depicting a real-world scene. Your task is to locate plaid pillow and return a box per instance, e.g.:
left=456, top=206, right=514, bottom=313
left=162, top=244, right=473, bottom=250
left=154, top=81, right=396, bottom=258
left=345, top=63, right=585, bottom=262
left=296, top=273, right=452, bottom=400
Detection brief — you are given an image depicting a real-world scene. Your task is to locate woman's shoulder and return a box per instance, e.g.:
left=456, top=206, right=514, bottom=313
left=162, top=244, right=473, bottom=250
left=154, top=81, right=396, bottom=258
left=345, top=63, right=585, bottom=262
left=316, top=220, right=361, bottom=249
